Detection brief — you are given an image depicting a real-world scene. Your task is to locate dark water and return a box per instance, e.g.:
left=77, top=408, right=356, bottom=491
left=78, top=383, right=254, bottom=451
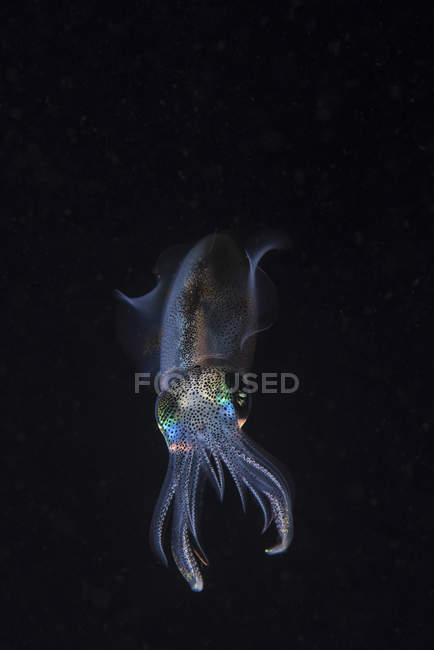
left=3, top=3, right=432, bottom=649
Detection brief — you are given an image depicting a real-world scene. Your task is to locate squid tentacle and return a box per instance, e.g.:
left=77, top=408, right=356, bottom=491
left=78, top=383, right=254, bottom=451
left=149, top=426, right=293, bottom=591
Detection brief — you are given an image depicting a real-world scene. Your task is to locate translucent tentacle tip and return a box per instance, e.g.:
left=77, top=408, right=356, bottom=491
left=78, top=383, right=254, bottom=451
left=265, top=521, right=293, bottom=556
left=173, top=556, right=204, bottom=592
left=190, top=575, right=204, bottom=592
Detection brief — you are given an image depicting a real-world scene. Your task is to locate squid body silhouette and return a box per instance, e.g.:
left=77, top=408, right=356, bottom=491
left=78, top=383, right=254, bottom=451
left=115, top=233, right=294, bottom=591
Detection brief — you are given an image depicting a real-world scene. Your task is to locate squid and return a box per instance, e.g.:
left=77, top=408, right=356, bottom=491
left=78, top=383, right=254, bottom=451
left=115, top=233, right=293, bottom=591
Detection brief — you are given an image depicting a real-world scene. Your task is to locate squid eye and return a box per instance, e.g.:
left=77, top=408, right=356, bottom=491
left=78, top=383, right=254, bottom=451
left=155, top=391, right=179, bottom=438
left=233, top=387, right=251, bottom=428
left=223, top=372, right=252, bottom=428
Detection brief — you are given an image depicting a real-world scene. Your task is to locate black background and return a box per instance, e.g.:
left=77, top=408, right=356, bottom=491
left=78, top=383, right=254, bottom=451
left=3, top=2, right=432, bottom=649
